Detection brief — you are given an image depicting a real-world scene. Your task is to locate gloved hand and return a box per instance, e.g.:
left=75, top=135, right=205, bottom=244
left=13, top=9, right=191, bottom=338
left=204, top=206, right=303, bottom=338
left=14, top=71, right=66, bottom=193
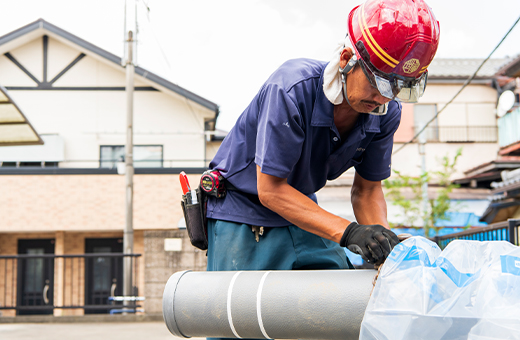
left=340, top=222, right=399, bottom=264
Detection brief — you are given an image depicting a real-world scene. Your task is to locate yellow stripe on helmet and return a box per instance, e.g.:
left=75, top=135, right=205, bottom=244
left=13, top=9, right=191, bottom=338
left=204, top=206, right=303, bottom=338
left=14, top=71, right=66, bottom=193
left=359, top=3, right=398, bottom=68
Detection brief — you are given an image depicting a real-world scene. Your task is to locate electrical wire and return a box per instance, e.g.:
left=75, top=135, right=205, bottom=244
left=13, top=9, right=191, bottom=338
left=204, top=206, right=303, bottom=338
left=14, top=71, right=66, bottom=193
left=138, top=0, right=205, bottom=130
left=393, top=14, right=520, bottom=155
left=139, top=0, right=172, bottom=71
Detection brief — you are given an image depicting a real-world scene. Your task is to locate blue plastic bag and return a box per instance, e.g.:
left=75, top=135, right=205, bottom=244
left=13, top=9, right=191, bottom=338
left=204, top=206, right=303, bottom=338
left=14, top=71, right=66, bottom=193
left=360, top=236, right=520, bottom=340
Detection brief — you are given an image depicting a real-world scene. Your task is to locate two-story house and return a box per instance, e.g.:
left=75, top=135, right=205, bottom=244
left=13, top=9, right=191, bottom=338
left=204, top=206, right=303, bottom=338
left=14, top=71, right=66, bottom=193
left=0, top=19, right=219, bottom=317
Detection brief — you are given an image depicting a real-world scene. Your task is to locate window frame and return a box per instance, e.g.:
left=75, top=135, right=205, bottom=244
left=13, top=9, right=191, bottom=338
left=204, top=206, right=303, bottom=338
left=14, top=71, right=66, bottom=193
left=99, top=144, right=164, bottom=168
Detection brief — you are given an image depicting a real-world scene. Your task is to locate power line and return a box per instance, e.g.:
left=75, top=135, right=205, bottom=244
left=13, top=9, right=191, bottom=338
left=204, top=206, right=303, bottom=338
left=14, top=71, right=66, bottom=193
left=139, top=0, right=172, bottom=71
left=393, top=14, right=520, bottom=155
left=138, top=0, right=204, bottom=130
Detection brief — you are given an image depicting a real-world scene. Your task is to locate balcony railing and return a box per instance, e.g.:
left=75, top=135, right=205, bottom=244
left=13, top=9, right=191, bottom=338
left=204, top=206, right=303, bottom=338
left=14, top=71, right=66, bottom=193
left=0, top=253, right=141, bottom=315
left=433, top=219, right=519, bottom=249
left=414, top=125, right=498, bottom=143
left=498, top=107, right=520, bottom=147
left=0, top=159, right=211, bottom=170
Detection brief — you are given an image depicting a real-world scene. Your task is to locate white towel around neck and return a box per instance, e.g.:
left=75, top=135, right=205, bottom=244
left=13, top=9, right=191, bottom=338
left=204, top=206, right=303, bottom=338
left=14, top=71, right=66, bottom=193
left=323, top=37, right=350, bottom=105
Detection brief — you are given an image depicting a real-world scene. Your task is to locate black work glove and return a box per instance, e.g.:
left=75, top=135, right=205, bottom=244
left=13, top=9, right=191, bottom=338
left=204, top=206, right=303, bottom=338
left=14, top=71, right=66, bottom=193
left=340, top=222, right=399, bottom=265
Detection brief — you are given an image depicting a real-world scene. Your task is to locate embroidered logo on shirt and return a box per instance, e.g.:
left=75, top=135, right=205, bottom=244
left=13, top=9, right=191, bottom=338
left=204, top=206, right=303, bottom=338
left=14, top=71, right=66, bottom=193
left=282, top=122, right=290, bottom=128
left=356, top=147, right=365, bottom=152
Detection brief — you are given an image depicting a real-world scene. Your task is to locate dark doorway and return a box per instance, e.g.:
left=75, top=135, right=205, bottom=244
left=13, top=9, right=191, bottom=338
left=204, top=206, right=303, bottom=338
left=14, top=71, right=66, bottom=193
left=84, top=238, right=123, bottom=314
left=17, top=239, right=55, bottom=315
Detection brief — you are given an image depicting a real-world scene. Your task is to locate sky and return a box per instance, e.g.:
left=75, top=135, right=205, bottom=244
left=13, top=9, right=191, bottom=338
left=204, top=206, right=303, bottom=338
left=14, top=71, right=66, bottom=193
left=1, top=0, right=520, bottom=131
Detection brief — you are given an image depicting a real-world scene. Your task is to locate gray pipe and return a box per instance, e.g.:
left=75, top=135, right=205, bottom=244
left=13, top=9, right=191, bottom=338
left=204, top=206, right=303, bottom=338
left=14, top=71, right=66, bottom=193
left=163, top=270, right=375, bottom=340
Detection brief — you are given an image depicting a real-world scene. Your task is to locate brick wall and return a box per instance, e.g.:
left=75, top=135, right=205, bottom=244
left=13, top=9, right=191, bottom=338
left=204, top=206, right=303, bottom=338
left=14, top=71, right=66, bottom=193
left=0, top=173, right=201, bottom=232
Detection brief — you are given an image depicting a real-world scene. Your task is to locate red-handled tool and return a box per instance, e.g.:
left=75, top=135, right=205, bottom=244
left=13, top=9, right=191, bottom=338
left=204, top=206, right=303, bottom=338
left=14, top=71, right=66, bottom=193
left=179, top=171, right=198, bottom=204
left=179, top=171, right=190, bottom=194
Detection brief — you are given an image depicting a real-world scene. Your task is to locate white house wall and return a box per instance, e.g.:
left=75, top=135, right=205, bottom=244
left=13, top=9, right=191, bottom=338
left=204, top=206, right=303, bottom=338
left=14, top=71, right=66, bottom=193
left=437, top=103, right=467, bottom=126
left=6, top=90, right=207, bottom=167
left=389, top=82, right=499, bottom=179
left=0, top=27, right=44, bottom=56
left=53, top=54, right=149, bottom=88
left=391, top=142, right=499, bottom=179
left=420, top=84, right=497, bottom=105
left=467, top=103, right=496, bottom=126
left=0, top=35, right=215, bottom=167
left=0, top=55, right=36, bottom=86
left=7, top=36, right=44, bottom=83
left=46, top=35, right=214, bottom=121
left=47, top=35, right=81, bottom=81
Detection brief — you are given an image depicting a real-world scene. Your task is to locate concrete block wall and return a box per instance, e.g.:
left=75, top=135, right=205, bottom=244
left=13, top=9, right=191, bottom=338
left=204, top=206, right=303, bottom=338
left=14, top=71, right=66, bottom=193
left=144, top=230, right=207, bottom=314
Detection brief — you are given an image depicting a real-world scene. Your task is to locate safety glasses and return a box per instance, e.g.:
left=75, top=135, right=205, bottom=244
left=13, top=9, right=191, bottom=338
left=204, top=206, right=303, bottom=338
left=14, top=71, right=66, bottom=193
left=358, top=58, right=427, bottom=103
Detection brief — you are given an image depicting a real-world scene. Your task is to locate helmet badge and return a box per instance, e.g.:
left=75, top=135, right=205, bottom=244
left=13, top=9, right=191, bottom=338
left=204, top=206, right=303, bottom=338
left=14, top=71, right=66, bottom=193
left=403, top=58, right=420, bottom=73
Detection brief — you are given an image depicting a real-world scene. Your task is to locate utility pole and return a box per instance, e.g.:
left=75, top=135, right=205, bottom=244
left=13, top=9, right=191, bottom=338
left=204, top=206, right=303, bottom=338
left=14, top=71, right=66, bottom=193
left=418, top=123, right=429, bottom=234
left=123, top=0, right=136, bottom=306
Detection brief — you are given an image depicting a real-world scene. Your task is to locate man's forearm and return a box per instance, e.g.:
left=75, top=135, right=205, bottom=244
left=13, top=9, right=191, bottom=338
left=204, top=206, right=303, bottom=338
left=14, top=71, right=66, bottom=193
left=257, top=166, right=398, bottom=263
left=256, top=165, right=349, bottom=243
left=351, top=181, right=389, bottom=228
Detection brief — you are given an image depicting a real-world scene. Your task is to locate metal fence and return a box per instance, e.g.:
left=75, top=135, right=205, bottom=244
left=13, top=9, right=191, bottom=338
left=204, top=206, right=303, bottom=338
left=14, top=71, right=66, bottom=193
left=415, top=126, right=498, bottom=143
left=433, top=219, right=520, bottom=249
left=0, top=253, right=140, bottom=314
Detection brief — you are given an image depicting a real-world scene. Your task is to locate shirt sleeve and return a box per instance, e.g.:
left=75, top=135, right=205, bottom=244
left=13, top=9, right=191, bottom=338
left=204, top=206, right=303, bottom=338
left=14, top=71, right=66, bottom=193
left=354, top=102, right=402, bottom=181
left=255, top=83, right=305, bottom=179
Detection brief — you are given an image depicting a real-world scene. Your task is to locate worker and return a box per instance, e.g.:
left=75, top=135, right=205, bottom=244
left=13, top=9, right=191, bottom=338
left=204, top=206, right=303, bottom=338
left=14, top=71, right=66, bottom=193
left=204, top=0, right=440, bottom=274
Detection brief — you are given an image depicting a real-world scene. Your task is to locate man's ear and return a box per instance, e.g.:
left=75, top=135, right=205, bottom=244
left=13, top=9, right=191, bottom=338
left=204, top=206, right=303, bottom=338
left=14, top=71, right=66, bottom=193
left=339, top=48, right=354, bottom=70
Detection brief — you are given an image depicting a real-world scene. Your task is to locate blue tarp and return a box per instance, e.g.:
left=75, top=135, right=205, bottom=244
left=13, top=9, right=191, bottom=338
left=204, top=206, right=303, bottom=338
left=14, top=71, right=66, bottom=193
left=434, top=212, right=488, bottom=228
left=390, top=212, right=488, bottom=239
left=391, top=227, right=467, bottom=238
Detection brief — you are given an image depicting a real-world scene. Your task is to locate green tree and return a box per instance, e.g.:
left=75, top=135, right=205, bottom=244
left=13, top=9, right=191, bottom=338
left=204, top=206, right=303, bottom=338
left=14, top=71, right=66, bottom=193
left=383, top=148, right=462, bottom=237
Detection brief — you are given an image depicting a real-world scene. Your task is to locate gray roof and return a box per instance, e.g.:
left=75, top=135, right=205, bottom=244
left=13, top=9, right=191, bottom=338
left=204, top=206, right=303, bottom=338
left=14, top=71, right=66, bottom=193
left=496, top=53, right=520, bottom=77
left=0, top=19, right=219, bottom=113
left=427, top=58, right=509, bottom=78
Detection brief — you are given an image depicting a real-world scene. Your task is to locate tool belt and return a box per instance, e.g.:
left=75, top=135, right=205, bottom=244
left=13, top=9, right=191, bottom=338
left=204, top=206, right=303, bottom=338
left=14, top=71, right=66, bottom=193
left=181, top=170, right=261, bottom=250
left=224, top=181, right=261, bottom=205
left=181, top=186, right=208, bottom=250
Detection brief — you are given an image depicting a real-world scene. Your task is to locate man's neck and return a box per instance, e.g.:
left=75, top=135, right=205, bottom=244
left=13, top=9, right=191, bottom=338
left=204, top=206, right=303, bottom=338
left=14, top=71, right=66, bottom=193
left=333, top=101, right=360, bottom=138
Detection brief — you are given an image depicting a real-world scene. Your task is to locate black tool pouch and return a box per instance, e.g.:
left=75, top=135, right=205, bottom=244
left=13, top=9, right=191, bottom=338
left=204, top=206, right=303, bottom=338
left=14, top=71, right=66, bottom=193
left=181, top=187, right=208, bottom=250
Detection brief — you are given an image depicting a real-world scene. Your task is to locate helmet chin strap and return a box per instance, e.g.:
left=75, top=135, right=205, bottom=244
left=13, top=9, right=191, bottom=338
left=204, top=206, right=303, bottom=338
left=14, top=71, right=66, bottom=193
left=339, top=56, right=356, bottom=108
left=338, top=55, right=388, bottom=115
left=340, top=73, right=353, bottom=107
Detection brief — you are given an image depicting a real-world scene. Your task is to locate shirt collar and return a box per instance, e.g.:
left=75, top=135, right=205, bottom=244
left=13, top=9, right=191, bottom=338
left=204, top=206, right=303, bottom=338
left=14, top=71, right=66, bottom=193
left=311, top=65, right=381, bottom=134
left=364, top=113, right=381, bottom=133
left=310, top=68, right=334, bottom=127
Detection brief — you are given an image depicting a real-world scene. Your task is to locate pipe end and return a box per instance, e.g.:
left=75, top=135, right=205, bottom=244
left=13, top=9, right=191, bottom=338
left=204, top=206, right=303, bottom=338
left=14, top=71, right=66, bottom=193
left=163, top=270, right=191, bottom=338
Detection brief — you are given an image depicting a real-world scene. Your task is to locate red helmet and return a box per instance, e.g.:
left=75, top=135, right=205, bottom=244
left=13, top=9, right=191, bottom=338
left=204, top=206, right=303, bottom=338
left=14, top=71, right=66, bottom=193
left=347, top=0, right=440, bottom=102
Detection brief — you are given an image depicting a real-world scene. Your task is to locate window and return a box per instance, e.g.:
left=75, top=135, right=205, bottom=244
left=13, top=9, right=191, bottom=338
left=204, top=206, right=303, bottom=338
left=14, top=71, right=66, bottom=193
left=0, top=161, right=58, bottom=167
left=100, top=145, right=163, bottom=168
left=414, top=104, right=438, bottom=142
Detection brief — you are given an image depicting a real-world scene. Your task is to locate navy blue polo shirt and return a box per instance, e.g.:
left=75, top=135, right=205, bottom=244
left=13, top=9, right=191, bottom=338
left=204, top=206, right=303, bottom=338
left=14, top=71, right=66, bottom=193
left=207, top=58, right=401, bottom=227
